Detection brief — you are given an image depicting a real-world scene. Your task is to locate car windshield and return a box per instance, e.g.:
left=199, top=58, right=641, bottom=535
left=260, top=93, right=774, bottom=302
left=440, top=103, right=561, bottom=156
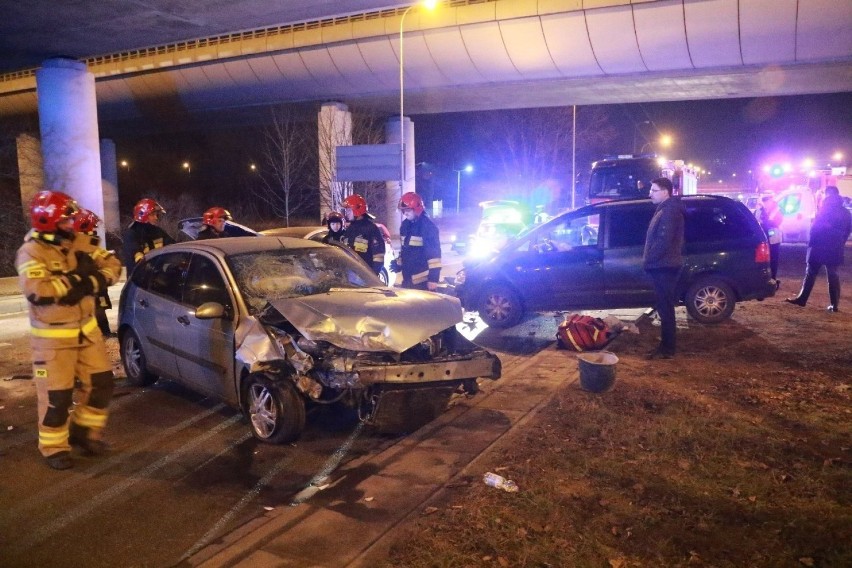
left=227, top=246, right=382, bottom=312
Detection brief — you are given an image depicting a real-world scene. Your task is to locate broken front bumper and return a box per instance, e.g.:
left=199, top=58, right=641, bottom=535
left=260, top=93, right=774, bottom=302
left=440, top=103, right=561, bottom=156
left=354, top=352, right=501, bottom=386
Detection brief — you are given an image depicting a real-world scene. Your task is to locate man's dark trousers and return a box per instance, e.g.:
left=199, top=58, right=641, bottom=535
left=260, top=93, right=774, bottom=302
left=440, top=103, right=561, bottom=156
left=647, top=267, right=680, bottom=354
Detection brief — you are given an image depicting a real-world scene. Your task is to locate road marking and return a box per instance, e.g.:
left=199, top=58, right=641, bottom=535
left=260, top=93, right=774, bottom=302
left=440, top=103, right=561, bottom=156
left=6, top=400, right=230, bottom=516
left=8, top=412, right=241, bottom=552
left=180, top=446, right=291, bottom=561
left=290, top=421, right=365, bottom=507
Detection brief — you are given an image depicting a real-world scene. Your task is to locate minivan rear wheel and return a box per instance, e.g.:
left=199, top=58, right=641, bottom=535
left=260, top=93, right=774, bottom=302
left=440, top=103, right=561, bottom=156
left=685, top=277, right=735, bottom=324
left=478, top=284, right=523, bottom=328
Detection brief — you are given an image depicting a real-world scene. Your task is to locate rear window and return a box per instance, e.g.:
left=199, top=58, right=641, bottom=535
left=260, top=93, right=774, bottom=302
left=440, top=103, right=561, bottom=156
left=684, top=203, right=753, bottom=242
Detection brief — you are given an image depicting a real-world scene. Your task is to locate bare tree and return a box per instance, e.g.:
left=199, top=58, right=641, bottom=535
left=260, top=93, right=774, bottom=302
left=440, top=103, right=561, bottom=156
left=0, top=119, right=38, bottom=276
left=316, top=105, right=351, bottom=218
left=254, top=106, right=314, bottom=227
left=471, top=106, right=616, bottom=209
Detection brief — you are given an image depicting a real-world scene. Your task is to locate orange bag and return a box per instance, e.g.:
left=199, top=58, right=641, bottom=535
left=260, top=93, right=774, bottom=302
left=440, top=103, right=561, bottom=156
left=556, top=314, right=613, bottom=351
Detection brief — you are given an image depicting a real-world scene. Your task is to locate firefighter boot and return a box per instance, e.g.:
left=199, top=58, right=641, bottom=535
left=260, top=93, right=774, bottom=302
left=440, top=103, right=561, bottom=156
left=69, top=423, right=109, bottom=456
left=46, top=451, right=73, bottom=470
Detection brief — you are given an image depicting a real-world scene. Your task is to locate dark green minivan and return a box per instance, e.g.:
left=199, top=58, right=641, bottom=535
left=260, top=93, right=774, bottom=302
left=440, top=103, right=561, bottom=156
left=455, top=195, right=776, bottom=328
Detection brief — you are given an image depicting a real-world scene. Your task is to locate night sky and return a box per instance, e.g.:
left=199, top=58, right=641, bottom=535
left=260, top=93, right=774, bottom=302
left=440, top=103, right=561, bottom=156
left=415, top=92, right=852, bottom=177
left=83, top=91, right=852, bottom=219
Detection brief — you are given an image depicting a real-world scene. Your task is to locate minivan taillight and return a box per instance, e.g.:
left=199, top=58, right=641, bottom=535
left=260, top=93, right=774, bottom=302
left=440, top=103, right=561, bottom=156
left=755, top=241, right=771, bottom=263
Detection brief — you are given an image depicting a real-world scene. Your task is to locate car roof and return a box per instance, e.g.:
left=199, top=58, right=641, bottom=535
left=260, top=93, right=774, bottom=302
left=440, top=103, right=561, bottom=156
left=259, top=226, right=325, bottom=238
left=157, top=235, right=327, bottom=256
left=583, top=194, right=740, bottom=210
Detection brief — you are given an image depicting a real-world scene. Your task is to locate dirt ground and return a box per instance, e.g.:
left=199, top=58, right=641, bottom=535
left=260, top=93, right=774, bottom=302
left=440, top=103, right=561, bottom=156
left=381, top=245, right=851, bottom=568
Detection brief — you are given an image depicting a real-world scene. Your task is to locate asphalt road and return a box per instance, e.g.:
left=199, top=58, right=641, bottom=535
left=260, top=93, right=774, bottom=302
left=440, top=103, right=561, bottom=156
left=0, top=257, right=555, bottom=568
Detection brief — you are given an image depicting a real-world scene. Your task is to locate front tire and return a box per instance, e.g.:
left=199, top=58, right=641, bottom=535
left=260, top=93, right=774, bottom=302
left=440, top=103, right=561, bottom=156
left=120, top=329, right=158, bottom=386
left=478, top=284, right=524, bottom=328
left=242, top=374, right=305, bottom=444
left=685, top=277, right=735, bottom=324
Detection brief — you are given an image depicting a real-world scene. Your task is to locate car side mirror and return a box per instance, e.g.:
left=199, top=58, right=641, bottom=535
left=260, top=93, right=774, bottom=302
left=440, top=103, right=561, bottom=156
left=195, top=302, right=226, bottom=319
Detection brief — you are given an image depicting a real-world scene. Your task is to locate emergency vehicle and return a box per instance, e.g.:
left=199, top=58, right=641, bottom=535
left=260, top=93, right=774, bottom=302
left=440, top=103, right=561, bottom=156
left=586, top=154, right=699, bottom=204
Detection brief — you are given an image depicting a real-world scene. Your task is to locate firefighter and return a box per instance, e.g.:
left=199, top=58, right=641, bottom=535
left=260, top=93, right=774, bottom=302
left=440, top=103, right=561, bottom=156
left=394, top=191, right=441, bottom=291
left=198, top=206, right=233, bottom=240
left=341, top=194, right=385, bottom=275
left=122, top=198, right=175, bottom=275
left=73, top=209, right=116, bottom=337
left=16, top=191, right=122, bottom=470
left=321, top=211, right=346, bottom=245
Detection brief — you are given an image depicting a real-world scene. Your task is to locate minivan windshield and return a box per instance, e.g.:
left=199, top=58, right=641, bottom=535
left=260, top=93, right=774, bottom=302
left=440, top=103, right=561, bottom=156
left=228, top=246, right=382, bottom=312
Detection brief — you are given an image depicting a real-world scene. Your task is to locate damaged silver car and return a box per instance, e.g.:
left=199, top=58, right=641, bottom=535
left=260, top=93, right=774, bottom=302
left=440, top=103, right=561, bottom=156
left=118, top=237, right=501, bottom=443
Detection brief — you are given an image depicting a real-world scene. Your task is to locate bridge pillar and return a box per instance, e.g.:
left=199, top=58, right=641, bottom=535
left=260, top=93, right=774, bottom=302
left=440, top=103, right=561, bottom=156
left=385, top=115, right=415, bottom=235
left=318, top=102, right=352, bottom=219
left=99, top=139, right=120, bottom=236
left=35, top=58, right=105, bottom=231
left=15, top=133, right=44, bottom=219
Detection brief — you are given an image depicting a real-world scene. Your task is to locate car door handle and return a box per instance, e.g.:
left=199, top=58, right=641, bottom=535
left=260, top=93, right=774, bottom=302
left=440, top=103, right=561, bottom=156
left=177, top=315, right=190, bottom=326
left=138, top=298, right=148, bottom=308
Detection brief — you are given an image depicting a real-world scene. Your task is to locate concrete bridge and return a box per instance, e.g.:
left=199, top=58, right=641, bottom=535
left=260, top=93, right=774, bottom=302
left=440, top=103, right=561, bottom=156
left=2, top=0, right=850, bottom=120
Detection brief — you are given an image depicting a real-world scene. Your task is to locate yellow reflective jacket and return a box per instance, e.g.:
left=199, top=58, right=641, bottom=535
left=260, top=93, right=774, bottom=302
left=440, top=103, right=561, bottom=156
left=15, top=231, right=121, bottom=347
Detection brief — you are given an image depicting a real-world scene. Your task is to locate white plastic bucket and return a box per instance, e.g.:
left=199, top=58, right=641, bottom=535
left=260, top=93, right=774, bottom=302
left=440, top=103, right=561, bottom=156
left=577, top=351, right=618, bottom=393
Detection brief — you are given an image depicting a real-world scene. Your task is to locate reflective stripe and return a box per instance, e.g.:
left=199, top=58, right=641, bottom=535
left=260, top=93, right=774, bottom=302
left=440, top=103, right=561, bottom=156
left=408, top=236, right=423, bottom=246
left=39, top=430, right=69, bottom=446
left=31, top=317, right=99, bottom=339
left=372, top=254, right=384, bottom=262
left=427, top=258, right=441, bottom=269
left=134, top=252, right=144, bottom=263
left=74, top=407, right=107, bottom=429
left=17, top=260, right=44, bottom=274
left=100, top=268, right=119, bottom=284
left=411, top=270, right=429, bottom=284
left=51, top=279, right=68, bottom=297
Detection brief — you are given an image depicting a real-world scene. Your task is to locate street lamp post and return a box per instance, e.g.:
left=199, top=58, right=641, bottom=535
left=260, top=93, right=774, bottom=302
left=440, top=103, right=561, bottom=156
left=453, top=164, right=473, bottom=214
left=399, top=1, right=437, bottom=195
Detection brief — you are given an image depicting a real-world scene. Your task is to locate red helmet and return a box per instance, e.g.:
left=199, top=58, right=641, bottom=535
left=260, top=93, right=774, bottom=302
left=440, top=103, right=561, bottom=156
left=398, top=192, right=424, bottom=215
left=29, top=190, right=79, bottom=232
left=73, top=208, right=101, bottom=233
left=202, top=206, right=233, bottom=225
left=133, top=198, right=165, bottom=223
left=342, top=194, right=368, bottom=217
left=325, top=211, right=344, bottom=227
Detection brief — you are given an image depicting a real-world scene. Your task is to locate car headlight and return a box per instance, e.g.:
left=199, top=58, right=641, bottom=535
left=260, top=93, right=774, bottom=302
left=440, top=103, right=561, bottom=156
left=455, top=269, right=466, bottom=286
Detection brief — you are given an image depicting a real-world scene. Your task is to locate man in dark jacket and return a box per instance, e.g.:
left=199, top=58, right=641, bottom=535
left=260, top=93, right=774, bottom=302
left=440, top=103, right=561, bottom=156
left=643, top=177, right=685, bottom=359
left=396, top=191, right=441, bottom=291
left=786, top=186, right=852, bottom=312
left=122, top=198, right=175, bottom=275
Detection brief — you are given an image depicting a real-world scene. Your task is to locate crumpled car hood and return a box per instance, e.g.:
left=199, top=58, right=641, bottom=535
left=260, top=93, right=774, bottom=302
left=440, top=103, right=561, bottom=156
left=268, top=288, right=463, bottom=353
